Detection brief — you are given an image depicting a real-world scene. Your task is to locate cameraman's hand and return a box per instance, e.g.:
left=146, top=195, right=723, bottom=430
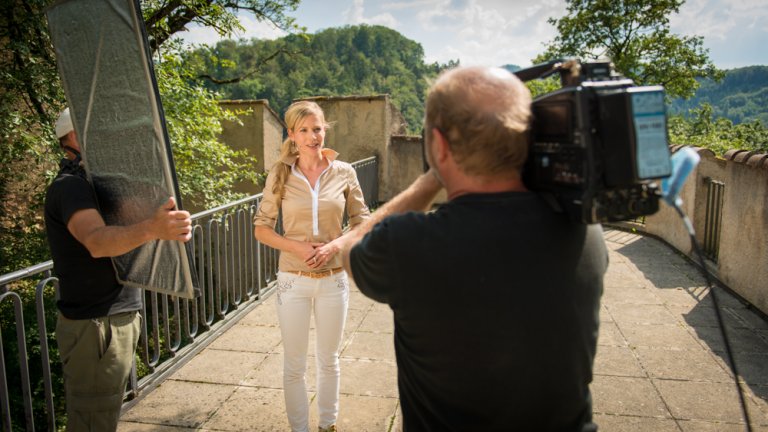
left=151, top=197, right=192, bottom=242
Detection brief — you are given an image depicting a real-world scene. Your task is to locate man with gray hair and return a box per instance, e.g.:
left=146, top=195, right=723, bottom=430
left=44, top=108, right=193, bottom=431
left=337, top=66, right=608, bottom=430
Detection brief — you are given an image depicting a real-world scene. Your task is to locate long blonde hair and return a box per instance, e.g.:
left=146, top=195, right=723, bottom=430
left=271, top=101, right=330, bottom=199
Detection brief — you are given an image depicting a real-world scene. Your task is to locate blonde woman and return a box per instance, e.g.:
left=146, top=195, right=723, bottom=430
left=254, top=101, right=370, bottom=432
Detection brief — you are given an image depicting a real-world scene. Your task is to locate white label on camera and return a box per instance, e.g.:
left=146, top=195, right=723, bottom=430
left=632, top=91, right=671, bottom=179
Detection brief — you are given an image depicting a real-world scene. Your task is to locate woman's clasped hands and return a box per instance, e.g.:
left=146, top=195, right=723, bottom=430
left=303, top=240, right=340, bottom=269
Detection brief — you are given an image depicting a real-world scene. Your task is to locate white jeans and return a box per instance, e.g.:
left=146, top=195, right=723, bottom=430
left=275, top=270, right=349, bottom=432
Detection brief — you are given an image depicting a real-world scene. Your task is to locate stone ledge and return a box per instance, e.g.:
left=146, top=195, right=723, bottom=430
left=672, top=145, right=768, bottom=170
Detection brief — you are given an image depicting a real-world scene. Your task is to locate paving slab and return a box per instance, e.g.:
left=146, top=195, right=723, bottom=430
left=677, top=419, right=757, bottom=432
left=202, top=387, right=299, bottom=431
left=591, top=375, right=671, bottom=418
left=608, top=303, right=681, bottom=325
left=602, top=285, right=664, bottom=305
left=339, top=358, right=398, bottom=398
left=593, top=345, right=646, bottom=377
left=120, top=380, right=236, bottom=428
left=207, top=322, right=283, bottom=353
left=592, top=414, right=680, bottom=432
left=655, top=286, right=713, bottom=308
left=171, top=349, right=268, bottom=385
left=620, top=322, right=705, bottom=350
left=335, top=394, right=399, bottom=432
left=633, top=346, right=732, bottom=382
left=598, top=321, right=629, bottom=347
left=342, top=331, right=397, bottom=361
left=654, top=379, right=747, bottom=423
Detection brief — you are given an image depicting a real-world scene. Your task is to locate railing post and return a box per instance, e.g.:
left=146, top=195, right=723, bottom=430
left=0, top=291, right=35, bottom=431
left=36, top=277, right=58, bottom=431
left=703, top=177, right=725, bottom=262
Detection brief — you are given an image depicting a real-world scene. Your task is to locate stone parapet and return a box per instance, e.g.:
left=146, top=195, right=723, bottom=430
left=638, top=146, right=768, bottom=315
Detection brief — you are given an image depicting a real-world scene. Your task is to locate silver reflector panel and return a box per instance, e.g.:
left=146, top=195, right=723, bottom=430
left=47, top=0, right=198, bottom=299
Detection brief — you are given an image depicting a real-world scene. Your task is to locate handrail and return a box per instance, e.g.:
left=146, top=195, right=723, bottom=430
left=0, top=156, right=378, bottom=431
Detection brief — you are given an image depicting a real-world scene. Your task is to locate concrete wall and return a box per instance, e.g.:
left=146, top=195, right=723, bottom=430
left=389, top=134, right=448, bottom=203
left=218, top=100, right=284, bottom=195
left=295, top=95, right=410, bottom=202
left=632, top=147, right=768, bottom=315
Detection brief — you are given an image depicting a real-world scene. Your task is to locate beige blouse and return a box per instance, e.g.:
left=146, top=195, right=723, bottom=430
left=254, top=149, right=371, bottom=272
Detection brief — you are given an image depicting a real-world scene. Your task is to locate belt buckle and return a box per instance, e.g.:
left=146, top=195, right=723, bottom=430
left=315, top=269, right=331, bottom=278
left=291, top=268, right=341, bottom=278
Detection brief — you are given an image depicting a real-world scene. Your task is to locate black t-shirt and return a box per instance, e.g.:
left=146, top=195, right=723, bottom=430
left=44, top=161, right=142, bottom=319
left=350, top=191, right=608, bottom=431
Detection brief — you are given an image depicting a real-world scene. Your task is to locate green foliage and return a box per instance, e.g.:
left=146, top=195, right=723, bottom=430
left=669, top=104, right=768, bottom=155
left=525, top=76, right=562, bottom=99
left=0, top=0, right=65, bottom=276
left=156, top=41, right=260, bottom=209
left=538, top=0, right=723, bottom=99
left=669, top=66, right=768, bottom=125
left=191, top=25, right=455, bottom=133
left=141, top=0, right=304, bottom=51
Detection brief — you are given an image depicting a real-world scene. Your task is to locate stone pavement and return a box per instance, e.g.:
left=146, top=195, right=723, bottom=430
left=117, top=229, right=768, bottom=431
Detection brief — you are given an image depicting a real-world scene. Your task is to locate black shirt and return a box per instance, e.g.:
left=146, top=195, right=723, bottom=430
left=350, top=191, right=608, bottom=431
left=44, top=160, right=142, bottom=319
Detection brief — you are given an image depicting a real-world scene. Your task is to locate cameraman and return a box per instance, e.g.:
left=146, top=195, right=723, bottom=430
left=339, top=66, right=608, bottom=431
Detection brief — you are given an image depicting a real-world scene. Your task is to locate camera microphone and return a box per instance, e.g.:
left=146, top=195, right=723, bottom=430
left=661, top=147, right=700, bottom=207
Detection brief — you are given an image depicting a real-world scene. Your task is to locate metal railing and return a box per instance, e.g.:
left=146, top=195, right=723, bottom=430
left=0, top=156, right=378, bottom=431
left=703, top=177, right=725, bottom=262
left=354, top=156, right=379, bottom=210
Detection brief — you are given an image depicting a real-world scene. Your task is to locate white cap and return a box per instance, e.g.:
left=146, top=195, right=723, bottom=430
left=55, top=108, right=74, bottom=138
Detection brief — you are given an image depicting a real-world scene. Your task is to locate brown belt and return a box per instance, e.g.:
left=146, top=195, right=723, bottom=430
left=282, top=267, right=344, bottom=279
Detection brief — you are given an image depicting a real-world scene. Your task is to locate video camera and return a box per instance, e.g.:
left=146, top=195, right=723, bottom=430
left=515, top=59, right=672, bottom=224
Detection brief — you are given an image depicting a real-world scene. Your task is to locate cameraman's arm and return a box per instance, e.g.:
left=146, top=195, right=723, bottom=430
left=340, top=169, right=442, bottom=278
left=68, top=197, right=192, bottom=258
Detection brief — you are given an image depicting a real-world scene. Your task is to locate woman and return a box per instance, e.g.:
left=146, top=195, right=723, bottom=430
left=254, top=100, right=370, bottom=432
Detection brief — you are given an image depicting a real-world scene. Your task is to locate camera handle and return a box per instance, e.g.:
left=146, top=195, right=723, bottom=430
left=514, top=58, right=584, bottom=86
left=664, top=148, right=753, bottom=432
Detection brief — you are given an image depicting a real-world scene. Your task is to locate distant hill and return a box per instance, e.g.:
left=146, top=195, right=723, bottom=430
left=669, top=65, right=768, bottom=125
left=194, top=25, right=450, bottom=133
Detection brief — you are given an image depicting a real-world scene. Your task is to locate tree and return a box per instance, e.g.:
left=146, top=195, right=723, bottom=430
left=142, top=0, right=303, bottom=52
left=538, top=0, right=723, bottom=99
left=1, top=0, right=65, bottom=274
left=669, top=104, right=768, bottom=155
left=157, top=41, right=261, bottom=209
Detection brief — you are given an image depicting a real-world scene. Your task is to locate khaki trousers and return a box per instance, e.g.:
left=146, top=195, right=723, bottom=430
left=56, top=310, right=141, bottom=432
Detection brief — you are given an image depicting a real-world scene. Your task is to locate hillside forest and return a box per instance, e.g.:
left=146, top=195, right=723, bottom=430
left=669, top=65, right=768, bottom=125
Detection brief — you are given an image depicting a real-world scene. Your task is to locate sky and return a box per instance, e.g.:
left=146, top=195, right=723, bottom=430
left=180, top=0, right=768, bottom=70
